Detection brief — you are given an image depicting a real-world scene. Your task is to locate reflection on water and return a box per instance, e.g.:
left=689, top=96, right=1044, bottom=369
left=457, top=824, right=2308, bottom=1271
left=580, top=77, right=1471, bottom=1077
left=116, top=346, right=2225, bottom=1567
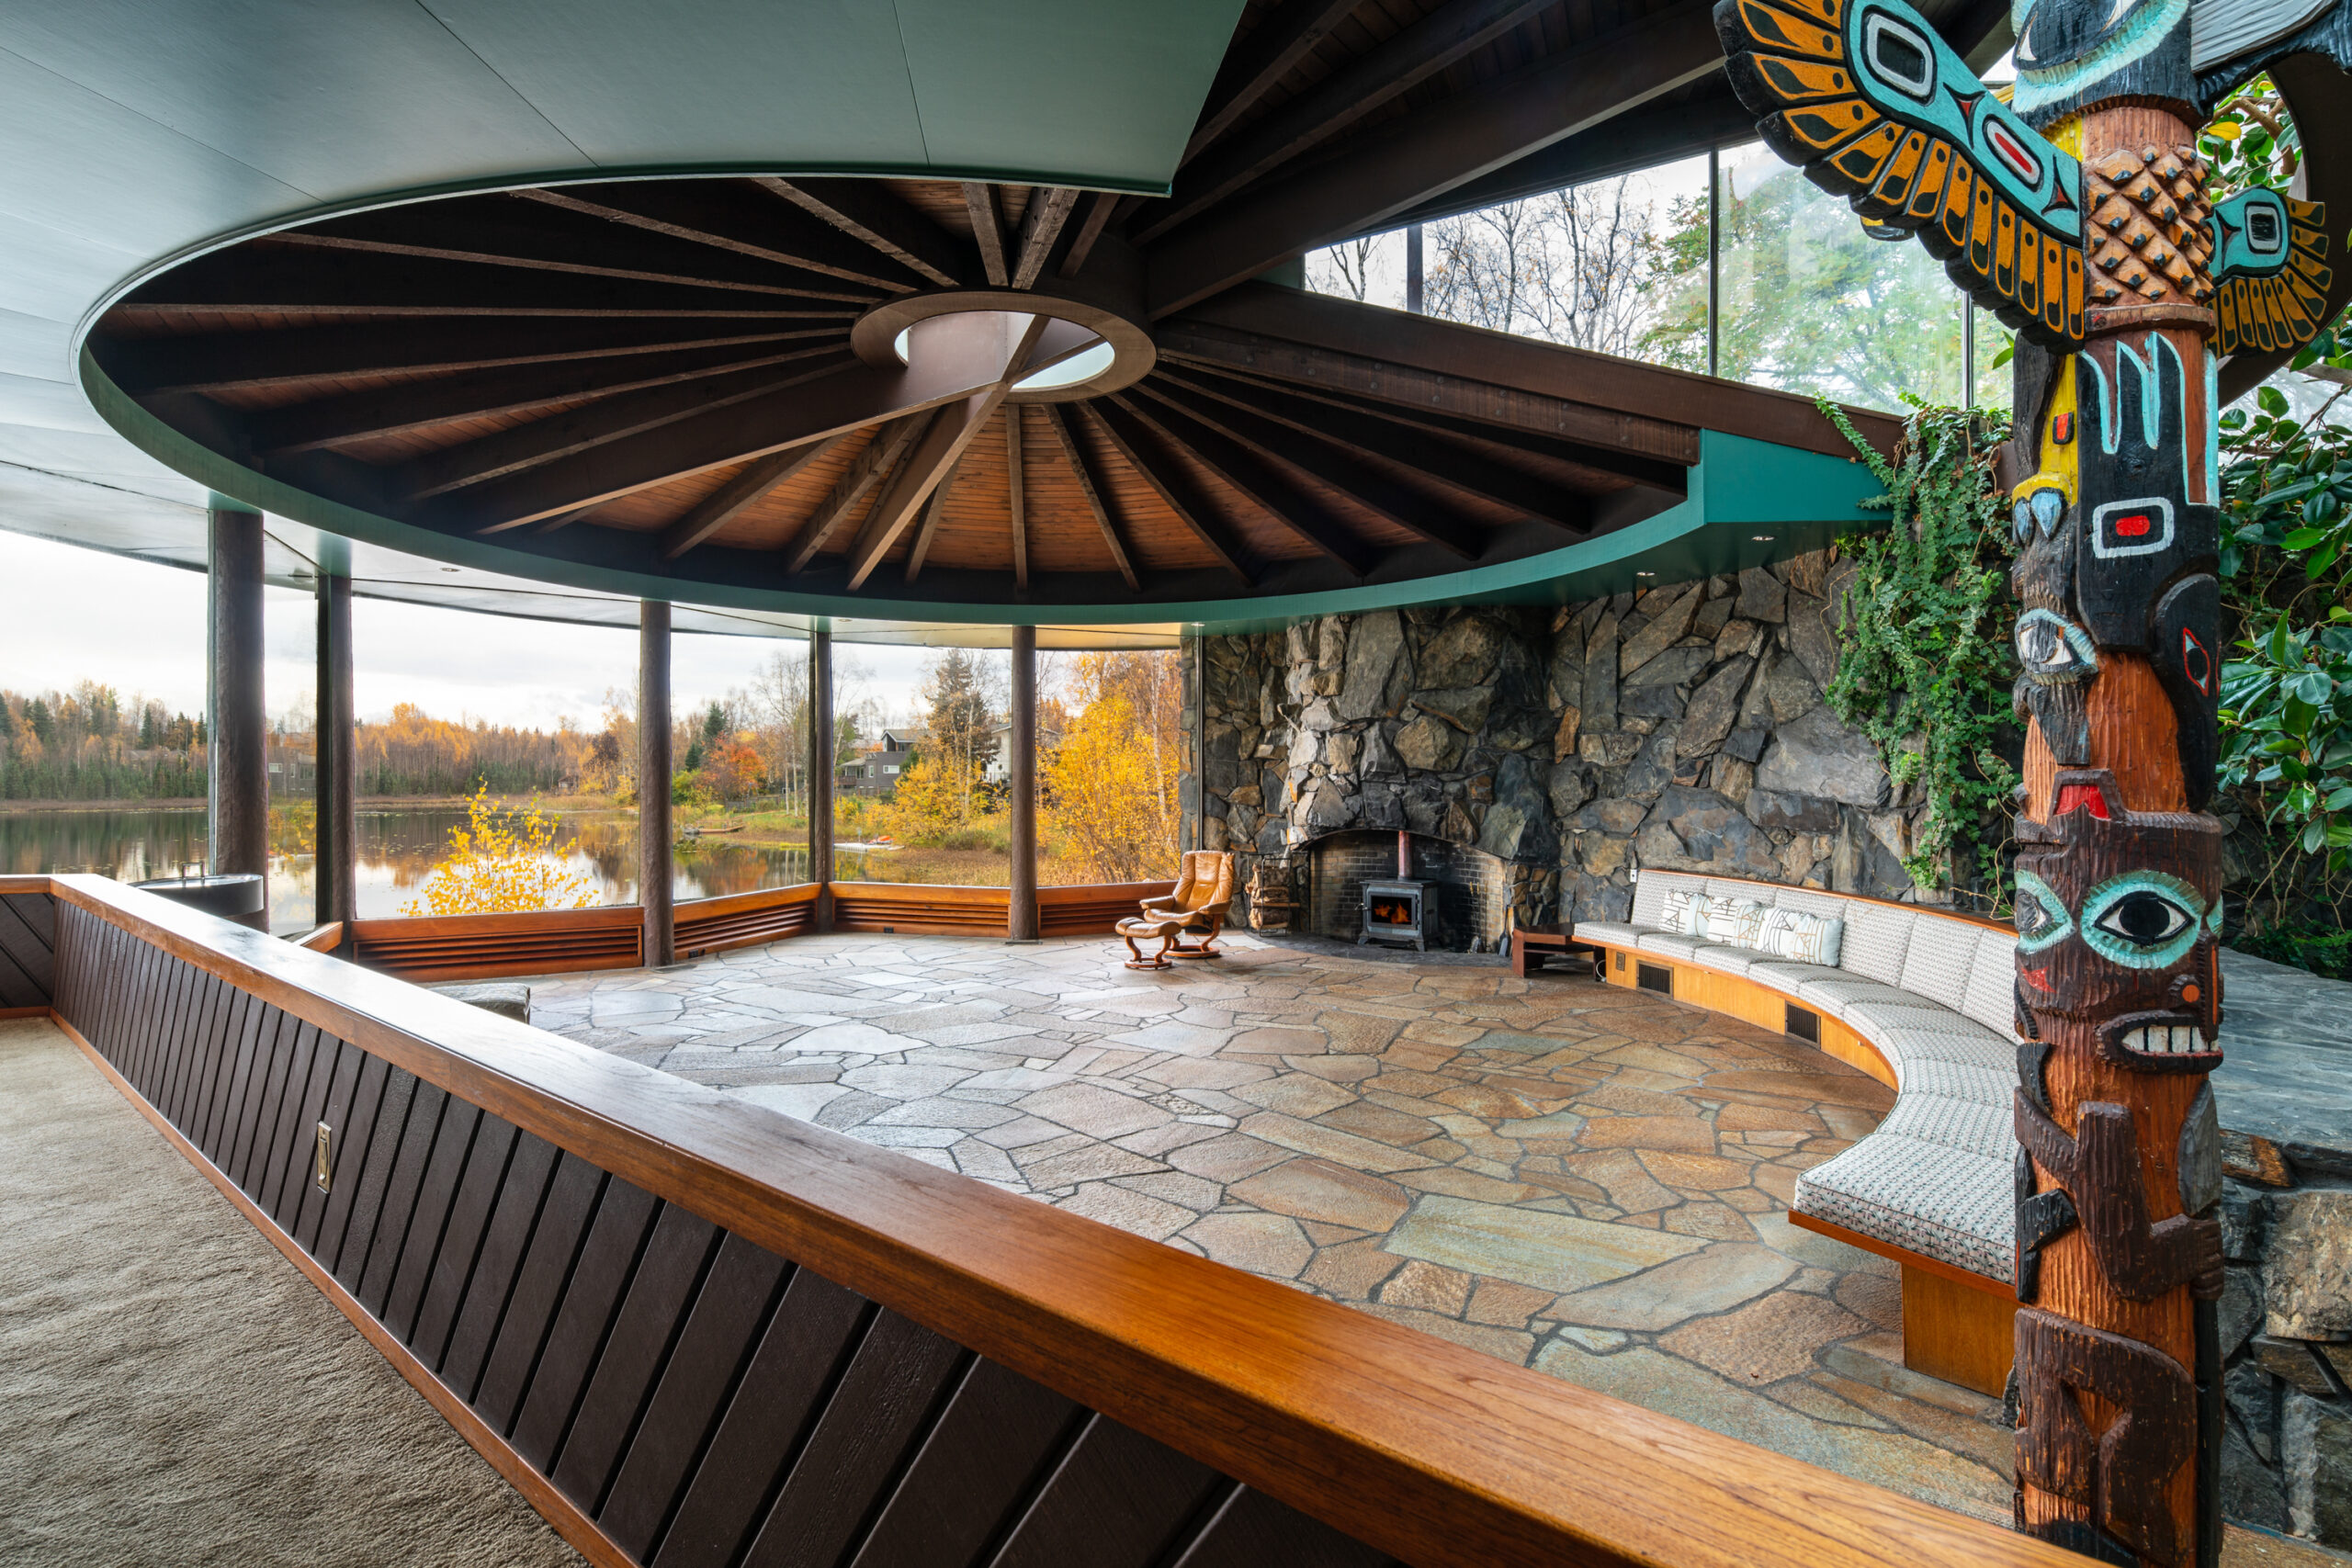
left=0, top=807, right=893, bottom=937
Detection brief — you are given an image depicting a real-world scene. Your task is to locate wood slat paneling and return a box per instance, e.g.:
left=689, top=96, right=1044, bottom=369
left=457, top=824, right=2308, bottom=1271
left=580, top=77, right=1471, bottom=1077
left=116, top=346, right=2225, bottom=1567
left=34, top=876, right=2091, bottom=1568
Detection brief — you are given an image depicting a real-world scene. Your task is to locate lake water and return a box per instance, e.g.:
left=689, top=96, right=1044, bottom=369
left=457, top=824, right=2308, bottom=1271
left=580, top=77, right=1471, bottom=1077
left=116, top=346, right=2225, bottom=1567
left=0, top=806, right=898, bottom=936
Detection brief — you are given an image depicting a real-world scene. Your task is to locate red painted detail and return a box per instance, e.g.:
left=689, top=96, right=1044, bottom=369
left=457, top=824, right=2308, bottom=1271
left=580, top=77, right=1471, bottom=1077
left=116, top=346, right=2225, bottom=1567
left=2182, top=628, right=2214, bottom=694
left=2022, top=965, right=2055, bottom=992
left=2055, top=783, right=2111, bottom=818
left=2114, top=513, right=2152, bottom=537
left=1985, top=119, right=2042, bottom=184
left=2051, top=412, right=2073, bottom=445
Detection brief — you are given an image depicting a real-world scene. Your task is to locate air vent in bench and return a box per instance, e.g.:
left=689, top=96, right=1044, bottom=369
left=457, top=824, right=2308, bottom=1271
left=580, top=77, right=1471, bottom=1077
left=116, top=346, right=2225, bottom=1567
left=1636, top=963, right=1672, bottom=995
left=1786, top=1003, right=1821, bottom=1043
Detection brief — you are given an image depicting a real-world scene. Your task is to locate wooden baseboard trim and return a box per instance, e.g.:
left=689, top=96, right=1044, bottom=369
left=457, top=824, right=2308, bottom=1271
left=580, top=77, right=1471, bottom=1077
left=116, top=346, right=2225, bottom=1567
left=1783, top=1208, right=2014, bottom=1299
left=1, top=1004, right=50, bottom=1020
left=49, top=1010, right=636, bottom=1568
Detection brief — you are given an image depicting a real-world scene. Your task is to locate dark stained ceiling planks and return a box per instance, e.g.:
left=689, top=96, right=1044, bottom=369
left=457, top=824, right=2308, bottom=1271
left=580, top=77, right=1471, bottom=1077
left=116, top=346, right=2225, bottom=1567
left=84, top=0, right=1962, bottom=613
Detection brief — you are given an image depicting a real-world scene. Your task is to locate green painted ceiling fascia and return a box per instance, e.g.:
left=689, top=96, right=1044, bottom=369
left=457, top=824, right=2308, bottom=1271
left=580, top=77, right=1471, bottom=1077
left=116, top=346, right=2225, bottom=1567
left=93, top=353, right=1886, bottom=632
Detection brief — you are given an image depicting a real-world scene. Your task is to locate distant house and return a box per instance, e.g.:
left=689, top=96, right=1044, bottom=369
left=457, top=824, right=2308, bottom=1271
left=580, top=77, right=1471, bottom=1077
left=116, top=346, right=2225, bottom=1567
left=840, top=726, right=928, bottom=797
left=980, top=721, right=1059, bottom=784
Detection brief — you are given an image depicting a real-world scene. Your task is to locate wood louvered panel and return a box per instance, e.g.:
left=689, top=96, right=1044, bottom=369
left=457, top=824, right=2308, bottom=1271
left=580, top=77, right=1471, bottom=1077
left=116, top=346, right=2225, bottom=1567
left=673, top=886, right=819, bottom=957
left=0, top=892, right=58, bottom=1010
left=350, top=906, right=644, bottom=983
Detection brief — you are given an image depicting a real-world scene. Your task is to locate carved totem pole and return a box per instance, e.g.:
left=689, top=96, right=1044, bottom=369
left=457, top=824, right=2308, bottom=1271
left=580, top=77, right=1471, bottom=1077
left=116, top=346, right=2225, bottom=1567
left=1714, top=0, right=2348, bottom=1558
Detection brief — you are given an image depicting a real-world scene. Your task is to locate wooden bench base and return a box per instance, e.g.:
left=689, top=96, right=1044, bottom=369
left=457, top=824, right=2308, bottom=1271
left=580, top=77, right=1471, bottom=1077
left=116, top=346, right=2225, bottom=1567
left=1590, top=939, right=2017, bottom=1399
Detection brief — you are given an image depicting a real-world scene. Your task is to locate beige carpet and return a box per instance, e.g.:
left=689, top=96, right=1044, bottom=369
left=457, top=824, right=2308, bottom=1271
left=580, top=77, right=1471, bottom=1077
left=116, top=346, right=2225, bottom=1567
left=0, top=1017, right=582, bottom=1568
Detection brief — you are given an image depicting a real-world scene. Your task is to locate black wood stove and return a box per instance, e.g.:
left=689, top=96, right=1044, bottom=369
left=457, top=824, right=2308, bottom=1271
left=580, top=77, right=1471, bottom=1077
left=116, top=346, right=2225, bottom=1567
left=1359, top=879, right=1430, bottom=952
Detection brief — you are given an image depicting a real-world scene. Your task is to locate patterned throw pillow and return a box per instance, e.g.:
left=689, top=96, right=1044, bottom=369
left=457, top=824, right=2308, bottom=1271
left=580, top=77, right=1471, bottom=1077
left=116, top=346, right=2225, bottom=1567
left=1702, top=895, right=1769, bottom=948
left=1759, top=907, right=1846, bottom=965
left=1657, top=887, right=1707, bottom=935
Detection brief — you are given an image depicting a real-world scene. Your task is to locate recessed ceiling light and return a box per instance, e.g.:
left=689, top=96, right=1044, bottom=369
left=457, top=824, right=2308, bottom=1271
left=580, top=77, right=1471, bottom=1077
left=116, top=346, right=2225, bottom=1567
left=441, top=567, right=460, bottom=573
left=1752, top=535, right=1776, bottom=541
left=1635, top=570, right=1655, bottom=577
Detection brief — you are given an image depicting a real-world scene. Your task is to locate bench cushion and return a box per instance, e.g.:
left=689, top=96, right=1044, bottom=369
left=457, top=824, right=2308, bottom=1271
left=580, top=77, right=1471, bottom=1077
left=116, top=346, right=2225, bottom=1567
left=1636, top=931, right=1713, bottom=961
left=1795, top=1135, right=2015, bottom=1281
left=1839, top=902, right=1917, bottom=987
left=1790, top=976, right=1916, bottom=1021
left=1958, top=927, right=2022, bottom=1041
left=1630, top=870, right=1706, bottom=929
left=1571, top=920, right=1647, bottom=949
left=1897, top=923, right=1977, bottom=1010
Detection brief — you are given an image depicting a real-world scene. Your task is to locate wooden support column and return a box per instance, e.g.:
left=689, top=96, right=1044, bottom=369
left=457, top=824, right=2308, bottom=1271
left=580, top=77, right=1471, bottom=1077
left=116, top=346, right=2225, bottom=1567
left=639, top=601, right=674, bottom=967
left=207, top=506, right=268, bottom=930
left=313, top=570, right=356, bottom=928
left=1008, top=625, right=1038, bottom=942
left=809, top=628, right=835, bottom=932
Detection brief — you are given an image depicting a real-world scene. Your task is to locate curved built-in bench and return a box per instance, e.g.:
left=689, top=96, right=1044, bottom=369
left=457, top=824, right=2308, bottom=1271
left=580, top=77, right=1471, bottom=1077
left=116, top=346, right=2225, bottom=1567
left=1574, top=871, right=2021, bottom=1396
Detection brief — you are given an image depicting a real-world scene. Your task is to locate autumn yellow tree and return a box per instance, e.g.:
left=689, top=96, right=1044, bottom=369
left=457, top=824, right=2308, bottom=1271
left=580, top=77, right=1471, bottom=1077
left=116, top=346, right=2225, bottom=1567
left=887, top=752, right=988, bottom=844
left=1043, top=692, right=1177, bottom=883
left=402, top=784, right=599, bottom=916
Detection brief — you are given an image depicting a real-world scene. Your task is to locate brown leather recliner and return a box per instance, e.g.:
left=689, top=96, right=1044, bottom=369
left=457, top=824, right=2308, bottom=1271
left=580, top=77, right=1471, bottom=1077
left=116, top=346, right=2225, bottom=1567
left=1116, top=852, right=1235, bottom=969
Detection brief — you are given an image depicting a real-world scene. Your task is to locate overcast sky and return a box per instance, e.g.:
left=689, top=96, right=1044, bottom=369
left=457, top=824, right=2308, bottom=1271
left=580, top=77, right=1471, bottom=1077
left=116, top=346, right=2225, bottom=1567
left=0, top=531, right=944, bottom=731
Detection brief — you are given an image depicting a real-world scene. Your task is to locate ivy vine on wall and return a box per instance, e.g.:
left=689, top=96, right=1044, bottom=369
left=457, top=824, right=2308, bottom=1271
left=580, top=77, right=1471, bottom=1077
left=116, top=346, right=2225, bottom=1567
left=1818, top=399, right=2020, bottom=905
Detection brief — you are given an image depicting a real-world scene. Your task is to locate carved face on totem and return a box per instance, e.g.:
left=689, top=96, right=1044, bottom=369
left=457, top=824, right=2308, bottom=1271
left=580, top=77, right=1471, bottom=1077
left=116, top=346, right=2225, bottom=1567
left=2013, top=771, right=2223, bottom=1069
left=2010, top=333, right=2221, bottom=807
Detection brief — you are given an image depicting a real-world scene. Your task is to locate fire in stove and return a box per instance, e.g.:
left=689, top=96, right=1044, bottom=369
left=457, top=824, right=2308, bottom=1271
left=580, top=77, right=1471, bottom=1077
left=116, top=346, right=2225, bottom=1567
left=1359, top=879, right=1430, bottom=952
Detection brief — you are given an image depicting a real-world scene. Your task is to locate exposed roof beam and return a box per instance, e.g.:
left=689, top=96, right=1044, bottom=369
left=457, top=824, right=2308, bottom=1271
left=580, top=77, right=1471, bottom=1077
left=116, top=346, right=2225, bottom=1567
left=1159, top=350, right=1689, bottom=491
left=1168, top=283, right=1902, bottom=461
left=521, top=184, right=926, bottom=295
left=1117, top=389, right=1374, bottom=578
left=398, top=356, right=853, bottom=501
left=281, top=197, right=856, bottom=298
left=1039, top=403, right=1142, bottom=592
left=843, top=314, right=1049, bottom=588
left=250, top=341, right=841, bottom=457
left=1139, top=379, right=1480, bottom=558
left=1179, top=0, right=1366, bottom=167
left=1057, top=193, right=1122, bottom=280
left=1007, top=408, right=1028, bottom=592
left=757, top=177, right=969, bottom=288
left=1011, top=187, right=1080, bottom=289
left=432, top=318, right=1032, bottom=531
left=902, top=462, right=960, bottom=582
left=780, top=415, right=926, bottom=570
left=660, top=433, right=850, bottom=559
left=1381, top=96, right=1760, bottom=232
left=119, top=245, right=869, bottom=315
left=1154, top=366, right=1591, bottom=533
left=963, top=184, right=1011, bottom=288
left=103, top=320, right=817, bottom=396
left=1139, top=0, right=1552, bottom=242
left=1091, top=397, right=1261, bottom=583
left=1145, top=2, right=1724, bottom=315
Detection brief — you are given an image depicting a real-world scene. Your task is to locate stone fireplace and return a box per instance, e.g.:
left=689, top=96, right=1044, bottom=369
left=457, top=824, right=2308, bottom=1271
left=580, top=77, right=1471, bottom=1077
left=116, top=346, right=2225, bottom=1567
left=1307, top=829, right=1508, bottom=953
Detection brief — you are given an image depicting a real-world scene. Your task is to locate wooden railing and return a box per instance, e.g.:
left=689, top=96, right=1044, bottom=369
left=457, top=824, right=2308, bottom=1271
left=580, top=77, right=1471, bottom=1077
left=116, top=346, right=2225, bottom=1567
left=347, top=880, right=1177, bottom=980
left=0, top=872, right=2079, bottom=1568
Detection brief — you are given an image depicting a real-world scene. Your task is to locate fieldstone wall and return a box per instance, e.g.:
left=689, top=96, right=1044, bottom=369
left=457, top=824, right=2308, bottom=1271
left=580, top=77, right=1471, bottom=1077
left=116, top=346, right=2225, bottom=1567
left=1188, top=550, right=1958, bottom=929
left=2214, top=1130, right=2352, bottom=1544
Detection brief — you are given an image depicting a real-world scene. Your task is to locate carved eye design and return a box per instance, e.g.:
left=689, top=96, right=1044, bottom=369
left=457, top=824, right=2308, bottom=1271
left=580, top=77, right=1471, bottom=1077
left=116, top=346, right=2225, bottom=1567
left=2014, top=869, right=2074, bottom=954
left=2081, top=872, right=2207, bottom=968
left=2015, top=608, right=2098, bottom=683
left=2011, top=488, right=2064, bottom=543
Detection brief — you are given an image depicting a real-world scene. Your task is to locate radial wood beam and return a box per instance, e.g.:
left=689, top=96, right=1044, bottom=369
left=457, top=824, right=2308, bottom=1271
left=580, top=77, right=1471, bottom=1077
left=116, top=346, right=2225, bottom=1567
left=1119, top=390, right=1375, bottom=577
left=964, top=183, right=1011, bottom=288
left=757, top=177, right=968, bottom=288
left=781, top=414, right=926, bottom=571
left=520, top=184, right=926, bottom=295
left=1011, top=187, right=1080, bottom=289
left=1057, top=193, right=1122, bottom=279
left=1039, top=403, right=1142, bottom=592
left=1091, top=396, right=1262, bottom=583
left=1153, top=365, right=1595, bottom=529
left=107, top=320, right=819, bottom=396
left=249, top=342, right=836, bottom=457
left=401, top=356, right=853, bottom=502
left=1140, top=0, right=1553, bottom=242
left=438, top=321, right=1030, bottom=530
left=1144, top=1, right=1724, bottom=314
left=119, top=246, right=875, bottom=316
left=660, top=432, right=851, bottom=559
left=1142, top=378, right=1484, bottom=558
left=1007, top=408, right=1029, bottom=592
left=901, top=464, right=959, bottom=582
left=281, top=199, right=856, bottom=298
left=1179, top=0, right=1366, bottom=166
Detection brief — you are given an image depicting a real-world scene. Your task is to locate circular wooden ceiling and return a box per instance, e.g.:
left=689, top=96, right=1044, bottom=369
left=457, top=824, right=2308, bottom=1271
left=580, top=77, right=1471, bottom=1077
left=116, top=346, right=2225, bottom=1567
left=85, top=175, right=1711, bottom=619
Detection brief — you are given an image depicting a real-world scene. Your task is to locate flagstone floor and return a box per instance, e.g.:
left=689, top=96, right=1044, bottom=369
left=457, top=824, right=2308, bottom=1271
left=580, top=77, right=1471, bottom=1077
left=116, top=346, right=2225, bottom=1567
left=526, top=930, right=2019, bottom=1524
